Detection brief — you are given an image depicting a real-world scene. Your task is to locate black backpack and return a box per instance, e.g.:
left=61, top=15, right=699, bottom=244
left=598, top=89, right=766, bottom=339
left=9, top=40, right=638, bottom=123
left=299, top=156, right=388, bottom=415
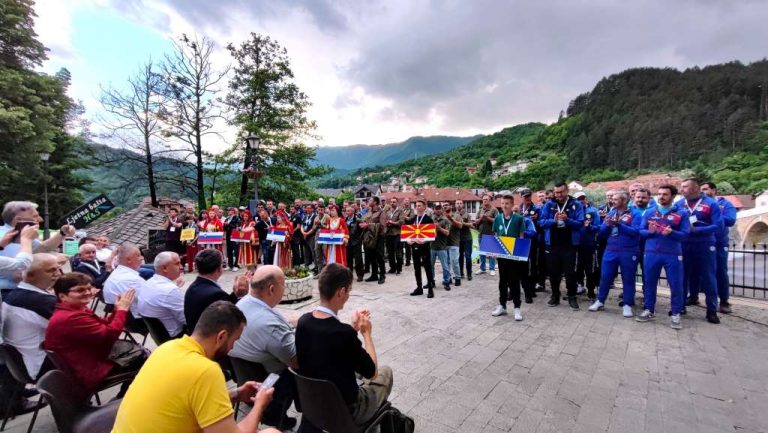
left=382, top=407, right=415, bottom=433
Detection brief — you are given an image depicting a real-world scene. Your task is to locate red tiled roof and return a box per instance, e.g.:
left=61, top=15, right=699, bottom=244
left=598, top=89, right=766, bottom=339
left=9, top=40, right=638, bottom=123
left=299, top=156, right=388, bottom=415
left=380, top=188, right=482, bottom=203
left=722, top=195, right=755, bottom=209
left=586, top=174, right=684, bottom=192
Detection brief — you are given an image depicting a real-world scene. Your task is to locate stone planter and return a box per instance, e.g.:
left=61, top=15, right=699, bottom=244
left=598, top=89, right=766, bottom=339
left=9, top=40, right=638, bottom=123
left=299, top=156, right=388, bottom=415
left=281, top=275, right=313, bottom=304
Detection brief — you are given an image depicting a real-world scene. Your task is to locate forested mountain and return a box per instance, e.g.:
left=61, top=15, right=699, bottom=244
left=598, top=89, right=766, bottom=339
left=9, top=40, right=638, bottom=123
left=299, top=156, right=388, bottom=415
left=314, top=135, right=481, bottom=169
left=320, top=60, right=768, bottom=194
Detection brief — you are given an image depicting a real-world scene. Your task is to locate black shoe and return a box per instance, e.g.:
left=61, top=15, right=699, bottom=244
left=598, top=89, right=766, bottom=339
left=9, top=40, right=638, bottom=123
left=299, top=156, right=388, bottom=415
left=568, top=296, right=580, bottom=311
left=387, top=269, right=396, bottom=274
left=357, top=276, right=364, bottom=282
left=547, top=298, right=560, bottom=307
left=263, top=416, right=298, bottom=430
left=535, top=285, right=545, bottom=292
left=706, top=311, right=720, bottom=324
left=365, top=275, right=378, bottom=282
left=378, top=276, right=386, bottom=284
left=618, top=300, right=625, bottom=307
left=11, top=398, right=43, bottom=417
left=686, top=297, right=700, bottom=306
left=426, top=282, right=435, bottom=289
left=22, top=388, right=39, bottom=398
left=719, top=302, right=732, bottom=314
left=525, top=297, right=533, bottom=304
left=531, top=292, right=537, bottom=298
left=443, top=283, right=451, bottom=291
left=454, top=278, right=461, bottom=286
left=467, top=274, right=473, bottom=281
left=396, top=270, right=401, bottom=275
left=405, top=261, right=411, bottom=267
left=427, top=289, right=434, bottom=298
left=410, top=288, right=423, bottom=296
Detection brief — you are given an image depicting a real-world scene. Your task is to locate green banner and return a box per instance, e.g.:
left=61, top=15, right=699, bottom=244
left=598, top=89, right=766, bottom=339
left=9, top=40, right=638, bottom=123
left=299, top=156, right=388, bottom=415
left=63, top=240, right=79, bottom=256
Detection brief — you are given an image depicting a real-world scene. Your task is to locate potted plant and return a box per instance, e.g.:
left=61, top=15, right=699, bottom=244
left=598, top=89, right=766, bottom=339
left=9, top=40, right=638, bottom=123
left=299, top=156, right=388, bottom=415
left=281, top=265, right=313, bottom=304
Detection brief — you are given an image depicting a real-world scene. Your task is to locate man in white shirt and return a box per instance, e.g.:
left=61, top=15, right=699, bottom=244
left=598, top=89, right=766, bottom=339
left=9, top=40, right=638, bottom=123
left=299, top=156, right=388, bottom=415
left=103, top=243, right=149, bottom=306
left=1, top=254, right=59, bottom=377
left=137, top=252, right=187, bottom=337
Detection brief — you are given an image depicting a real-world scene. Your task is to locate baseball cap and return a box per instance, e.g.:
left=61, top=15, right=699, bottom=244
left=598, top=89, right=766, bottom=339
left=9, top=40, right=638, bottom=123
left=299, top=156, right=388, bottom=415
left=573, top=191, right=586, bottom=199
left=520, top=188, right=532, bottom=197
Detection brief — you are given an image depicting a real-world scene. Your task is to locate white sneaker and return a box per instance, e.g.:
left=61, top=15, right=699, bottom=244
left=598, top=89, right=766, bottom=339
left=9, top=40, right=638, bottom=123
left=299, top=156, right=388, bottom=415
left=576, top=284, right=586, bottom=294
left=477, top=270, right=487, bottom=275
left=491, top=305, right=507, bottom=316
left=670, top=314, right=682, bottom=330
left=232, top=266, right=240, bottom=272
left=588, top=300, right=604, bottom=312
left=513, top=308, right=523, bottom=321
left=635, top=309, right=654, bottom=322
left=490, top=270, right=496, bottom=276
left=622, top=305, right=634, bottom=318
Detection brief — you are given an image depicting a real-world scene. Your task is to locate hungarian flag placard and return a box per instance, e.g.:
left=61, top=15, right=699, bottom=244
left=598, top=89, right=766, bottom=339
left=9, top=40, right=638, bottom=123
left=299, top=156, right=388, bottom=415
left=318, top=229, right=345, bottom=245
left=230, top=230, right=253, bottom=243
left=198, top=232, right=224, bottom=245
left=266, top=228, right=286, bottom=242
left=400, top=223, right=436, bottom=242
left=478, top=235, right=530, bottom=261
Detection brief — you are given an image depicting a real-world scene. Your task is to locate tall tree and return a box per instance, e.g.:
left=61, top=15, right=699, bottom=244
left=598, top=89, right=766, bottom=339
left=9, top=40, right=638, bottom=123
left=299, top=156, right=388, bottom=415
left=161, top=34, right=228, bottom=210
left=224, top=33, right=328, bottom=205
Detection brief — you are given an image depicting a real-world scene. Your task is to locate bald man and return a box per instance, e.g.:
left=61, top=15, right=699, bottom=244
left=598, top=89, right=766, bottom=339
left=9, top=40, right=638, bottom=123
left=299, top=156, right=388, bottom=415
left=103, top=243, right=149, bottom=305
left=229, top=265, right=298, bottom=430
left=73, top=243, right=111, bottom=288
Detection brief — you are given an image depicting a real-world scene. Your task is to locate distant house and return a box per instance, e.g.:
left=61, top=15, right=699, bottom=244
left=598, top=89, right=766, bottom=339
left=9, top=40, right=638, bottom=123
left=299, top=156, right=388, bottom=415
left=141, top=197, right=193, bottom=213
left=465, top=166, right=478, bottom=175
left=414, top=176, right=429, bottom=184
left=490, top=160, right=530, bottom=179
left=722, top=195, right=755, bottom=210
left=381, top=188, right=483, bottom=216
left=353, top=184, right=381, bottom=204
left=755, top=191, right=768, bottom=209
left=489, top=158, right=497, bottom=166
left=568, top=181, right=584, bottom=191
left=355, top=175, right=364, bottom=181
left=315, top=188, right=344, bottom=198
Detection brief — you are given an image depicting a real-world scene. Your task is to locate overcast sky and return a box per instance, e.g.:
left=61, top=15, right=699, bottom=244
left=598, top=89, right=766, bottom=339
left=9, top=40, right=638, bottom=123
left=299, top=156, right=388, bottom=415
left=34, top=0, right=768, bottom=148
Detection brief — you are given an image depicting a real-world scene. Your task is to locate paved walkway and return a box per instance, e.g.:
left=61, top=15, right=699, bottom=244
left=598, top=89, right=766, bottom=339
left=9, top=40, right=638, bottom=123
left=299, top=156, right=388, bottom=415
left=6, top=267, right=768, bottom=433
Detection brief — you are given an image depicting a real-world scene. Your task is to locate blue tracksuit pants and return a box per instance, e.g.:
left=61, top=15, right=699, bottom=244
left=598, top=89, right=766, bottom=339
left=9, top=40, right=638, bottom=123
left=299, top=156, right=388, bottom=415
left=716, top=245, right=729, bottom=303
left=597, top=250, right=638, bottom=306
left=683, top=243, right=718, bottom=312
left=643, top=253, right=684, bottom=315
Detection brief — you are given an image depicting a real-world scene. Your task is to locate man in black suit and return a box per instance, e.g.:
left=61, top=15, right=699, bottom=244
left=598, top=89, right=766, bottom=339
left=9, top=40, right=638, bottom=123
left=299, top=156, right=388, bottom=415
left=183, top=249, right=250, bottom=332
left=73, top=243, right=111, bottom=289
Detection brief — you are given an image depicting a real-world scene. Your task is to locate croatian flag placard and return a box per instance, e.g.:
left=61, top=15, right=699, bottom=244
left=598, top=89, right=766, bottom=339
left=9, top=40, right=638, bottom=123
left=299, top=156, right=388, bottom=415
left=198, top=232, right=224, bottom=245
left=318, top=229, right=345, bottom=245
left=478, top=235, right=530, bottom=261
left=266, top=228, right=286, bottom=242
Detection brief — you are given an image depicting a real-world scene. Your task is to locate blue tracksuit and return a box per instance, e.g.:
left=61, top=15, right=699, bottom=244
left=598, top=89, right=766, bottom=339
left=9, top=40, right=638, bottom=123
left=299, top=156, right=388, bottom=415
left=596, top=207, right=642, bottom=306
left=715, top=197, right=736, bottom=303
left=675, top=194, right=723, bottom=313
left=581, top=206, right=601, bottom=248
left=640, top=204, right=690, bottom=314
left=540, top=197, right=585, bottom=246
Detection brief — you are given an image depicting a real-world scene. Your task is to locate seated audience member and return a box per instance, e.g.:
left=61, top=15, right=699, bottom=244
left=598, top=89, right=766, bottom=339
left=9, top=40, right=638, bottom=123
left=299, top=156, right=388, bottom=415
left=2, top=254, right=59, bottom=376
left=184, top=249, right=250, bottom=332
left=73, top=243, right=111, bottom=289
left=136, top=252, right=186, bottom=338
left=295, top=263, right=393, bottom=426
left=112, top=301, right=279, bottom=433
left=44, top=273, right=145, bottom=394
left=229, top=265, right=298, bottom=430
left=103, top=243, right=149, bottom=305
left=95, top=236, right=114, bottom=263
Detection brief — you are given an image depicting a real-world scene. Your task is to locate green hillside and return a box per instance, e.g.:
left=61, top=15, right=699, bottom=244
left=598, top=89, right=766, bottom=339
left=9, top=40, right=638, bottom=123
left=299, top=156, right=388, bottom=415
left=320, top=60, right=768, bottom=194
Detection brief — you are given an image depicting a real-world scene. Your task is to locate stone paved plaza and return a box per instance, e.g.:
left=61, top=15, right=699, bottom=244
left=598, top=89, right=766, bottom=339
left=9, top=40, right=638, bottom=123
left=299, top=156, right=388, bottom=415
left=6, top=267, right=768, bottom=433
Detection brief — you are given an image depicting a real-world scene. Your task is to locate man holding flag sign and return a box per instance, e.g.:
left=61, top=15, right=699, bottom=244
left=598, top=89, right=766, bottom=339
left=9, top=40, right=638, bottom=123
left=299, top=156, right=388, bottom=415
left=402, top=199, right=437, bottom=298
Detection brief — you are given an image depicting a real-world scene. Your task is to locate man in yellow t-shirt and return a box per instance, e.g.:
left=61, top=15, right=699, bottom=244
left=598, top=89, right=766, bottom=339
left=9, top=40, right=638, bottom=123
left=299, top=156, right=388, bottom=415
left=112, top=301, right=279, bottom=433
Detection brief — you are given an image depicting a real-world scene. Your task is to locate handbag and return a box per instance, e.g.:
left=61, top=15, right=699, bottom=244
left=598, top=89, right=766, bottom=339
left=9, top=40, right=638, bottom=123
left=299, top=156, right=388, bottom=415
left=108, top=340, right=147, bottom=368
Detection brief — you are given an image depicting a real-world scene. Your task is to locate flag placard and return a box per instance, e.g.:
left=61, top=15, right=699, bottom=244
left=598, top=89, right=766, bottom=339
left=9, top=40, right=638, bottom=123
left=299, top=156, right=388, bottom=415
left=63, top=240, right=79, bottom=256
left=478, top=234, right=531, bottom=261
left=400, top=223, right=436, bottom=242
left=180, top=228, right=196, bottom=242
left=317, top=229, right=345, bottom=245
left=266, top=228, right=286, bottom=242
left=230, top=229, right=253, bottom=243
left=198, top=232, right=224, bottom=245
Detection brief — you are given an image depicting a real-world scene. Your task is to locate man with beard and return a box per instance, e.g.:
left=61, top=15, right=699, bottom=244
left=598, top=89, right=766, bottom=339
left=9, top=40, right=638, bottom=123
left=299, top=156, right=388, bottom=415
left=384, top=198, right=404, bottom=275
left=701, top=182, right=736, bottom=314
left=223, top=207, right=242, bottom=271
left=401, top=198, right=414, bottom=267
left=520, top=189, right=542, bottom=290
left=345, top=205, right=365, bottom=282
left=407, top=200, right=436, bottom=298
left=574, top=192, right=600, bottom=301
left=360, top=197, right=387, bottom=284
left=454, top=199, right=473, bottom=281
left=474, top=195, right=498, bottom=276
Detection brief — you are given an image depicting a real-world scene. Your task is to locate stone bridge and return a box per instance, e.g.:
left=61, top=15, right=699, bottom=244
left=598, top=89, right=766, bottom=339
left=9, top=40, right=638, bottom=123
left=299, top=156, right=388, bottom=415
left=734, top=207, right=768, bottom=247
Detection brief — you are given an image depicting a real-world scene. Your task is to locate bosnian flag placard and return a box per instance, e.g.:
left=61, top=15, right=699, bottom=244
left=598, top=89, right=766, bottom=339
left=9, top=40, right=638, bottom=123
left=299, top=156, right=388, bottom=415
left=266, top=228, right=286, bottom=242
left=198, top=232, right=224, bottom=245
left=478, top=234, right=530, bottom=261
left=318, top=229, right=345, bottom=245
left=400, top=223, right=436, bottom=242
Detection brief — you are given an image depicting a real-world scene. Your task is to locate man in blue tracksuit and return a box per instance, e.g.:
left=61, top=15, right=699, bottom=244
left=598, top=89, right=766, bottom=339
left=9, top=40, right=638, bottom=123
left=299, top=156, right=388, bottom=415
left=519, top=189, right=543, bottom=294
left=676, top=178, right=723, bottom=324
left=574, top=192, right=601, bottom=301
left=701, top=182, right=736, bottom=314
left=588, top=191, right=642, bottom=317
left=636, top=184, right=690, bottom=328
left=540, top=182, right=584, bottom=310
left=520, top=205, right=539, bottom=304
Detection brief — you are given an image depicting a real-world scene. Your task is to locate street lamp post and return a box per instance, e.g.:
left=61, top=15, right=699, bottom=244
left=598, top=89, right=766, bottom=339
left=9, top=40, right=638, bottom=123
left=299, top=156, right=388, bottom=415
left=244, top=135, right=262, bottom=214
left=40, top=152, right=50, bottom=240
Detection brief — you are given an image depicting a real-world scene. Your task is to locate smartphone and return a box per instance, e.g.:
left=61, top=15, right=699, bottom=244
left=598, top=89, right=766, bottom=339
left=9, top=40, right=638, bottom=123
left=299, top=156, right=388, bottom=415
left=11, top=221, right=37, bottom=243
left=261, top=373, right=280, bottom=390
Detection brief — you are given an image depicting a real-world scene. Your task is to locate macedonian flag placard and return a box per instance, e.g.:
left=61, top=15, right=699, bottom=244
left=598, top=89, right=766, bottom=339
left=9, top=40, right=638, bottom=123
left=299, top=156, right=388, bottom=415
left=400, top=223, right=436, bottom=242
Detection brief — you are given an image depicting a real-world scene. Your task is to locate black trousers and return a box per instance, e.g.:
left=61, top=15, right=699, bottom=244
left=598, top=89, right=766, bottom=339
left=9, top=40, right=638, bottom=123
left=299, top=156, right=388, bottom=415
left=528, top=237, right=539, bottom=285
left=364, top=237, right=386, bottom=278
left=347, top=243, right=365, bottom=279
left=302, top=235, right=315, bottom=267
left=536, top=235, right=548, bottom=287
left=404, top=242, right=412, bottom=265
left=412, top=243, right=434, bottom=288
left=547, top=244, right=578, bottom=298
left=386, top=235, right=403, bottom=272
left=576, top=245, right=599, bottom=295
left=291, top=239, right=303, bottom=267
left=498, top=258, right=523, bottom=308
left=225, top=239, right=239, bottom=267
left=459, top=238, right=472, bottom=277
left=263, top=372, right=297, bottom=424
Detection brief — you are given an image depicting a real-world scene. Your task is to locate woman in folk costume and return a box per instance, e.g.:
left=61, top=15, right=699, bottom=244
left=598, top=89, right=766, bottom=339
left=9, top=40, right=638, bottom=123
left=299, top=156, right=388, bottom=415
left=322, top=204, right=350, bottom=266
left=272, top=210, right=293, bottom=269
left=199, top=209, right=224, bottom=252
left=238, top=210, right=259, bottom=270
